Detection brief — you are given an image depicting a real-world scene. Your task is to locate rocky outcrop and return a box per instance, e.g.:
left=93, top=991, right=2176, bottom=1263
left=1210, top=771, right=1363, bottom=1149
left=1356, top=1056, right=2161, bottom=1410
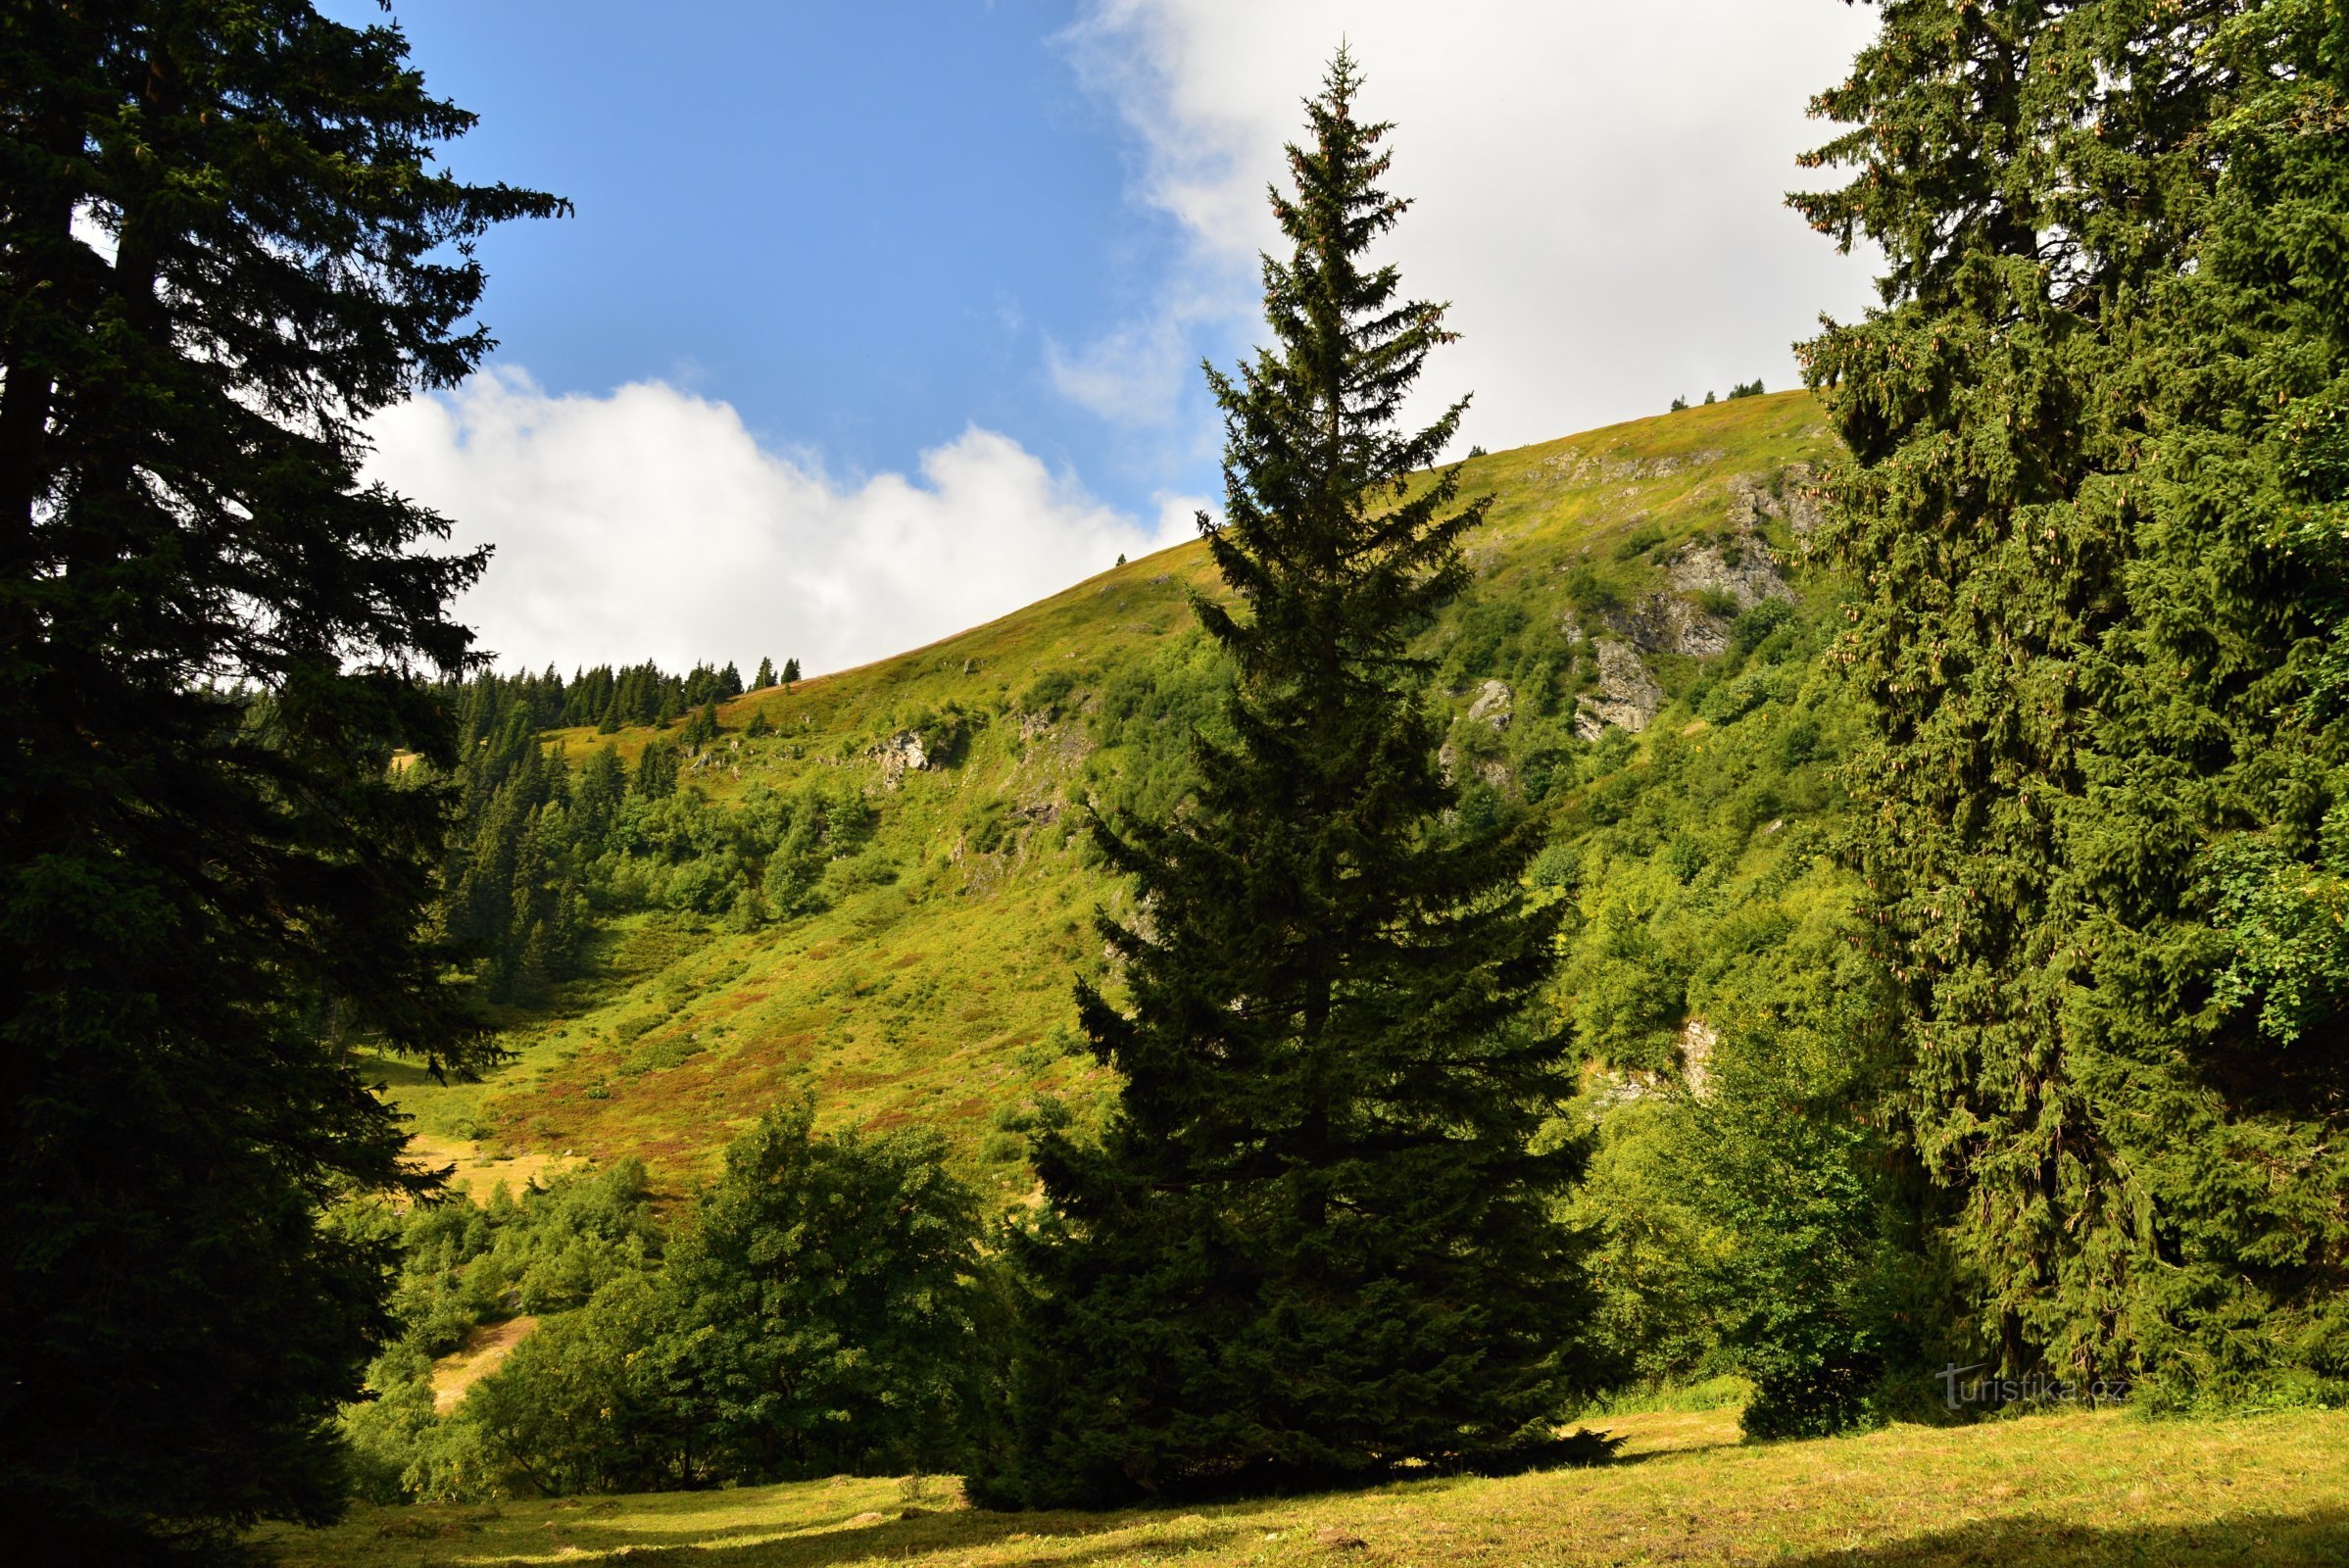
left=1680, top=1016, right=1717, bottom=1100
left=1665, top=479, right=1798, bottom=612
left=1467, top=679, right=1513, bottom=730
left=1607, top=594, right=1732, bottom=659
left=1575, top=639, right=1666, bottom=740
left=876, top=730, right=929, bottom=790
left=1725, top=466, right=1826, bottom=537
left=1585, top=468, right=1809, bottom=662
left=1438, top=738, right=1513, bottom=793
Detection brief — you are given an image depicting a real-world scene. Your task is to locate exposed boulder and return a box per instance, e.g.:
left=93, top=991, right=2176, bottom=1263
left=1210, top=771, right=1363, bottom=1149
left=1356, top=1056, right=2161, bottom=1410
left=1575, top=639, right=1666, bottom=740
left=1607, top=594, right=1732, bottom=659
left=1724, top=466, right=1827, bottom=539
left=1664, top=529, right=1795, bottom=614
left=1680, top=1016, right=1717, bottom=1100
left=876, top=729, right=929, bottom=789
left=1467, top=679, right=1513, bottom=730
left=1438, top=738, right=1512, bottom=793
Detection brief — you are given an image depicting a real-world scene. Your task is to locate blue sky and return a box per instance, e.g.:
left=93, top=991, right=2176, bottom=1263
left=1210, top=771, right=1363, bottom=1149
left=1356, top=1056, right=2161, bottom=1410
left=347, top=2, right=1885, bottom=676
left=344, top=0, right=1196, bottom=503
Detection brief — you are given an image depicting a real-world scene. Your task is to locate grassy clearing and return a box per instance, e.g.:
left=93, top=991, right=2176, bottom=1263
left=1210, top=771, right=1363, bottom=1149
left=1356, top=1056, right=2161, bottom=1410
left=427, top=1317, right=540, bottom=1415
left=368, top=392, right=1838, bottom=1199
left=263, top=1405, right=2349, bottom=1566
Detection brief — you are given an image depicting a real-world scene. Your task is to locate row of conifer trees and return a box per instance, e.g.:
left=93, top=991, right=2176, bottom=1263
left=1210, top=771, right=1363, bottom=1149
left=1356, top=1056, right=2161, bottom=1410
left=447, top=654, right=800, bottom=738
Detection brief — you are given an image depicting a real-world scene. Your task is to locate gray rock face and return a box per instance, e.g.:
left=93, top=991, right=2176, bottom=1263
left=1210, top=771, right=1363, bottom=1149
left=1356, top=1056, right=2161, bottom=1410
left=1467, top=679, right=1513, bottom=730
left=876, top=730, right=929, bottom=789
left=1587, top=468, right=1810, bottom=662
left=1680, top=1017, right=1717, bottom=1100
left=1575, top=639, right=1666, bottom=740
left=1438, top=738, right=1513, bottom=793
left=1608, top=594, right=1733, bottom=659
left=1550, top=464, right=1822, bottom=740
left=1664, top=542, right=1793, bottom=612
left=1725, top=466, right=1826, bottom=538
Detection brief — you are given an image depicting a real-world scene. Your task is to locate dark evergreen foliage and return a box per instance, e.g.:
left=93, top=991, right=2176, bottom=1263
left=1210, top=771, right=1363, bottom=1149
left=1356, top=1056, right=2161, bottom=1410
left=0, top=2, right=563, bottom=1557
left=633, top=737, right=680, bottom=802
left=1796, top=0, right=2349, bottom=1398
left=981, top=52, right=1594, bottom=1507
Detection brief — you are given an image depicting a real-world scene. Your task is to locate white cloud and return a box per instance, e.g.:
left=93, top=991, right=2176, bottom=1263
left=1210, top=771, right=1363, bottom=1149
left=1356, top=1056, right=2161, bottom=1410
left=1052, top=0, right=1884, bottom=451
left=367, top=369, right=1194, bottom=676
left=1046, top=313, right=1195, bottom=426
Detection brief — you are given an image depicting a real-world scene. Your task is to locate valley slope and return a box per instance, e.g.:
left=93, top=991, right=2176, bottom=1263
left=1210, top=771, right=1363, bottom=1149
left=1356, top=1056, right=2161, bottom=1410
left=375, top=390, right=1842, bottom=1199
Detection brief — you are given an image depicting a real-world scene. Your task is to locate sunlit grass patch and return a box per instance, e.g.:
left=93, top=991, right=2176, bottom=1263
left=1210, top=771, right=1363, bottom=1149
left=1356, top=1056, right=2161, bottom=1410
left=263, top=1405, right=2349, bottom=1566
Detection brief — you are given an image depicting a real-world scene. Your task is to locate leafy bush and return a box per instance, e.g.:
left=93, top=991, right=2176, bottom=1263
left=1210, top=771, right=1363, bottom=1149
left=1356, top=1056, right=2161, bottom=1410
left=656, top=1104, right=987, bottom=1483
left=463, top=1273, right=682, bottom=1496
left=1017, top=668, right=1080, bottom=716
left=1611, top=523, right=1667, bottom=562
left=1729, top=598, right=1795, bottom=656
left=356, top=1110, right=989, bottom=1500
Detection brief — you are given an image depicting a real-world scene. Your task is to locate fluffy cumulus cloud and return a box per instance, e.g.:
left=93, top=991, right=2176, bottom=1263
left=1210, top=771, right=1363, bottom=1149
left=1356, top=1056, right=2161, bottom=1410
left=1051, top=0, right=1885, bottom=449
left=367, top=370, right=1199, bottom=676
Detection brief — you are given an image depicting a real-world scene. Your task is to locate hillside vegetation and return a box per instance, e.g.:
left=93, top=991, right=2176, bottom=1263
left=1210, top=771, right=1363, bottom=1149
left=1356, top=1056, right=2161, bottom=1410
left=378, top=389, right=1840, bottom=1198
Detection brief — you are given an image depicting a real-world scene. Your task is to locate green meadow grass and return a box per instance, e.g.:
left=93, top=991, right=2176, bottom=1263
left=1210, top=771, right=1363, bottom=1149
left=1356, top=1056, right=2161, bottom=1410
left=262, top=1404, right=2349, bottom=1567
left=370, top=391, right=1840, bottom=1197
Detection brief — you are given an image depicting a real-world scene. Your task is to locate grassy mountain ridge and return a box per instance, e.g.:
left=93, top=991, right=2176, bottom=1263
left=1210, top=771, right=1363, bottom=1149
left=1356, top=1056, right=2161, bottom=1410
left=374, top=389, right=1842, bottom=1198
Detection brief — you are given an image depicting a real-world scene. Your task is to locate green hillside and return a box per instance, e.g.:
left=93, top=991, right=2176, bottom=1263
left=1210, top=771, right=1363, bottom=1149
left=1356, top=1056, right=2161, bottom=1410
left=377, top=389, right=1839, bottom=1200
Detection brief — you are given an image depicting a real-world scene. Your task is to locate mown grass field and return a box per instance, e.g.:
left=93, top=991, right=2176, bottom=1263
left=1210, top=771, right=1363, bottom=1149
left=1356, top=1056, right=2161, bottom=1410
left=373, top=391, right=1840, bottom=1199
left=264, top=1404, right=2349, bottom=1566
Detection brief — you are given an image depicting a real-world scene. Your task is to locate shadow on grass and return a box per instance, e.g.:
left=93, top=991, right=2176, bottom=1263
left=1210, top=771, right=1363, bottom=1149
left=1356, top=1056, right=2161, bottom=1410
left=1774, top=1507, right=2349, bottom=1568
left=352, top=1048, right=447, bottom=1092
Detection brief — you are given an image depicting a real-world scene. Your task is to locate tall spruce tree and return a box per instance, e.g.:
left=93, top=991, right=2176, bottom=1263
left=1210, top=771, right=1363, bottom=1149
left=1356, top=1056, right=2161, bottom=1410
left=0, top=3, right=562, bottom=1557
left=980, top=51, right=1592, bottom=1507
left=1798, top=0, right=2349, bottom=1396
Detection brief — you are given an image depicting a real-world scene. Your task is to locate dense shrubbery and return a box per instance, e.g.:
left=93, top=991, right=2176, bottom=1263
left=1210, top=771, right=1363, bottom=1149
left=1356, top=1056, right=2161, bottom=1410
left=339, top=1107, right=984, bottom=1501
left=1543, top=604, right=1954, bottom=1437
